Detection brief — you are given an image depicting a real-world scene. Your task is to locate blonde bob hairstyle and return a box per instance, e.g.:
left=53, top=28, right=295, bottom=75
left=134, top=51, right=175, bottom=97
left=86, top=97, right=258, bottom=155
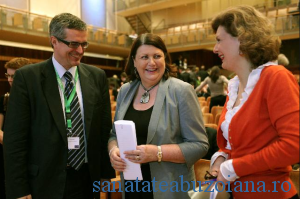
left=211, top=5, right=281, bottom=68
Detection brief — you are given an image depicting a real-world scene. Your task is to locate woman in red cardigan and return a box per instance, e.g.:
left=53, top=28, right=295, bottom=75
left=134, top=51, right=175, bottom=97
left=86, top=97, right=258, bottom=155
left=209, top=5, right=299, bottom=199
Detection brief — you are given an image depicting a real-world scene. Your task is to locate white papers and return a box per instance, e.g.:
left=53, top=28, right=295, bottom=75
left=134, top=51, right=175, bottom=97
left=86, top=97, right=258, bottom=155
left=114, top=120, right=143, bottom=180
left=210, top=183, right=218, bottom=199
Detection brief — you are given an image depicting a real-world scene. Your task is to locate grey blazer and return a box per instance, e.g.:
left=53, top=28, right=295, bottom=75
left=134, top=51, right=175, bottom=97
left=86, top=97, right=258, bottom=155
left=109, top=77, right=209, bottom=199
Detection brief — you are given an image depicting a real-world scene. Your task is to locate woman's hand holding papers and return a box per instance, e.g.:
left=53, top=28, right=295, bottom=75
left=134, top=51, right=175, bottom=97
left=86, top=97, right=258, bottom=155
left=124, top=144, right=158, bottom=164
left=109, top=146, right=126, bottom=172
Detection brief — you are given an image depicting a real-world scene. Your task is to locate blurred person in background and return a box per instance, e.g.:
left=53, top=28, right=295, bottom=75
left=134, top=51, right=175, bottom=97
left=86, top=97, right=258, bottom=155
left=195, top=66, right=228, bottom=112
left=277, top=53, right=289, bottom=67
left=0, top=57, right=31, bottom=199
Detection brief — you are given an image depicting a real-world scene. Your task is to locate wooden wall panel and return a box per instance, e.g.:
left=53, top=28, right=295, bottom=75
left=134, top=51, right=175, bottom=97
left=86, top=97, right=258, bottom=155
left=170, top=49, right=221, bottom=70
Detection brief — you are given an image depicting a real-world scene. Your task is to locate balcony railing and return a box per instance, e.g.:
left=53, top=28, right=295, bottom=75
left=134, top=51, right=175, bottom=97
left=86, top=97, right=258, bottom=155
left=0, top=5, right=299, bottom=52
left=115, top=0, right=164, bottom=12
left=155, top=14, right=299, bottom=49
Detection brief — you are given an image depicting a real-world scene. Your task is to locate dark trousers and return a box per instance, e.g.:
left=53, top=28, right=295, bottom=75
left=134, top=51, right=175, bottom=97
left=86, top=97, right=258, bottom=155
left=63, top=163, right=94, bottom=199
left=209, top=95, right=227, bottom=112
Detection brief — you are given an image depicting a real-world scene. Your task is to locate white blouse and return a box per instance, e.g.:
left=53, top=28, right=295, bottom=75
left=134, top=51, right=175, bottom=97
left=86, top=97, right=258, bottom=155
left=210, top=61, right=278, bottom=181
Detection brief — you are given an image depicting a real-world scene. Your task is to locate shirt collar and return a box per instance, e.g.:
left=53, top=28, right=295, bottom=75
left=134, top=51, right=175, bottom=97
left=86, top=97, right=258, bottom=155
left=227, top=61, right=278, bottom=109
left=52, top=55, right=77, bottom=79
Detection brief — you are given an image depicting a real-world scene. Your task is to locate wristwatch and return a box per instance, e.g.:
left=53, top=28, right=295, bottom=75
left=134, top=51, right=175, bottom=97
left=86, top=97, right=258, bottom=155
left=157, top=146, right=162, bottom=162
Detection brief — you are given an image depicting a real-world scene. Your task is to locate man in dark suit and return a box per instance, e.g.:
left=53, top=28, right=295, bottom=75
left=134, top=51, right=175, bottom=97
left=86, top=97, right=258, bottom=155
left=197, top=65, right=209, bottom=82
left=3, top=13, right=115, bottom=199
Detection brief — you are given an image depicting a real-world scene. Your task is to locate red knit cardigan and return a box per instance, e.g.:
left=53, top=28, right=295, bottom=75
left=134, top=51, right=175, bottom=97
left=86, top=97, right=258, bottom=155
left=217, top=65, right=300, bottom=199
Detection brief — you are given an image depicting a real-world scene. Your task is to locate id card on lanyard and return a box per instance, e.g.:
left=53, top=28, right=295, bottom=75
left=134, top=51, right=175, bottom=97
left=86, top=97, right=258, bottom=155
left=54, top=68, right=80, bottom=150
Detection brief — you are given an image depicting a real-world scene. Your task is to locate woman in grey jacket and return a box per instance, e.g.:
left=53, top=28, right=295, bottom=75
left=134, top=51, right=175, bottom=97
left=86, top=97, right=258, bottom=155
left=108, top=33, right=209, bottom=199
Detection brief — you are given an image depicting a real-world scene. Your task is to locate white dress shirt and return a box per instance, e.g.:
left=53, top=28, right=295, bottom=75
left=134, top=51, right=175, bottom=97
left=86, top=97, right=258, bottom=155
left=52, top=55, right=88, bottom=162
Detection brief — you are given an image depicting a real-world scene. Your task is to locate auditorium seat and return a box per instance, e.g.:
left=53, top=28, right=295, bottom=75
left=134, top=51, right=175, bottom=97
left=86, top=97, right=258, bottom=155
left=206, top=96, right=211, bottom=108
left=95, top=29, right=105, bottom=42
left=202, top=113, right=213, bottom=124
left=200, top=100, right=207, bottom=108
left=215, top=113, right=221, bottom=125
left=118, top=34, right=126, bottom=45
left=32, top=17, right=42, bottom=30
left=194, top=159, right=210, bottom=187
left=198, top=96, right=206, bottom=101
left=202, top=106, right=209, bottom=114
left=13, top=13, right=23, bottom=26
left=211, top=106, right=223, bottom=122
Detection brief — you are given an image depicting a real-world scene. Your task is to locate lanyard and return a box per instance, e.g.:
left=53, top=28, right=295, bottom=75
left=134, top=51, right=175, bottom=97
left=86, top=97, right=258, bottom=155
left=54, top=68, right=79, bottom=131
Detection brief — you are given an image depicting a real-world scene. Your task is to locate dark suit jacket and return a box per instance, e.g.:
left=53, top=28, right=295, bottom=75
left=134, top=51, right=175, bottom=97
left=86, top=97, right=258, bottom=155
left=4, top=59, right=115, bottom=199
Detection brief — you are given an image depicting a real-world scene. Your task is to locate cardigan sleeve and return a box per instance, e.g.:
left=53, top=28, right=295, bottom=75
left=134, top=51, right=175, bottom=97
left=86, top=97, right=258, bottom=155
left=233, top=68, right=300, bottom=177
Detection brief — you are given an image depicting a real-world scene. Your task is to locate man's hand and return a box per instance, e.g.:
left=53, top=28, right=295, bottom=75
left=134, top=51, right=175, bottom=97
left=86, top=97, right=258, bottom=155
left=0, top=130, right=3, bottom=144
left=17, top=195, right=32, bottom=199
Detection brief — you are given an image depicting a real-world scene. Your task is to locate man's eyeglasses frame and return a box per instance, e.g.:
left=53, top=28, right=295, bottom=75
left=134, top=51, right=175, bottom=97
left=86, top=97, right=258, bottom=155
left=55, top=37, right=89, bottom=49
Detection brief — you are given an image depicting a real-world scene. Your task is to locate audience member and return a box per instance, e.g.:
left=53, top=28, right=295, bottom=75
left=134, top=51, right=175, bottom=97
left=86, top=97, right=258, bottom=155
left=174, top=54, right=183, bottom=67
left=195, top=66, right=228, bottom=112
left=198, top=65, right=209, bottom=82
left=277, top=53, right=289, bottom=67
left=119, top=72, right=128, bottom=87
left=197, top=84, right=211, bottom=98
left=192, top=66, right=201, bottom=87
left=0, top=57, right=31, bottom=199
left=179, top=67, right=197, bottom=87
left=183, top=58, right=188, bottom=69
left=129, top=30, right=138, bottom=40
left=3, top=13, right=115, bottom=199
left=109, top=74, right=120, bottom=88
left=210, top=5, right=299, bottom=199
left=108, top=33, right=209, bottom=199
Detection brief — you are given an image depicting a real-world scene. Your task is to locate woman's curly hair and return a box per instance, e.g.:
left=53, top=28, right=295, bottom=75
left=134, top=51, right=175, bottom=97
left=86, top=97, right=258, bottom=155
left=211, top=5, right=281, bottom=68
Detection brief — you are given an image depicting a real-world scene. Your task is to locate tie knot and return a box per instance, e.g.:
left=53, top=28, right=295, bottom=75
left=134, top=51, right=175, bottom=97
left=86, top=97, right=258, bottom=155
left=64, top=71, right=73, bottom=82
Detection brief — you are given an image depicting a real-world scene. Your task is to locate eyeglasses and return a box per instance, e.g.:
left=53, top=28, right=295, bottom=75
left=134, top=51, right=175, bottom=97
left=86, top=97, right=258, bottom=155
left=56, top=37, right=89, bottom=49
left=5, top=73, right=14, bottom=79
left=204, top=171, right=217, bottom=180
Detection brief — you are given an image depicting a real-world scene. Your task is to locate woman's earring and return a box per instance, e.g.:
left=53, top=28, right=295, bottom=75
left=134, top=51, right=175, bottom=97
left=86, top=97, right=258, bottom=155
left=239, top=51, right=243, bottom=55
left=134, top=67, right=140, bottom=79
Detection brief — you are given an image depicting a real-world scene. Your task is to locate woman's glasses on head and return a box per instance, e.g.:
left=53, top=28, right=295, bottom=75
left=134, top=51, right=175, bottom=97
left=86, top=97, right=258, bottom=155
left=204, top=171, right=217, bottom=180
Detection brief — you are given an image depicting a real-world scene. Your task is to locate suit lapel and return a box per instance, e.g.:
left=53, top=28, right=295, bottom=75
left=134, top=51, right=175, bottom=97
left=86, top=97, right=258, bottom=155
left=77, top=64, right=93, bottom=139
left=41, top=59, right=67, bottom=145
left=147, top=78, right=170, bottom=143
